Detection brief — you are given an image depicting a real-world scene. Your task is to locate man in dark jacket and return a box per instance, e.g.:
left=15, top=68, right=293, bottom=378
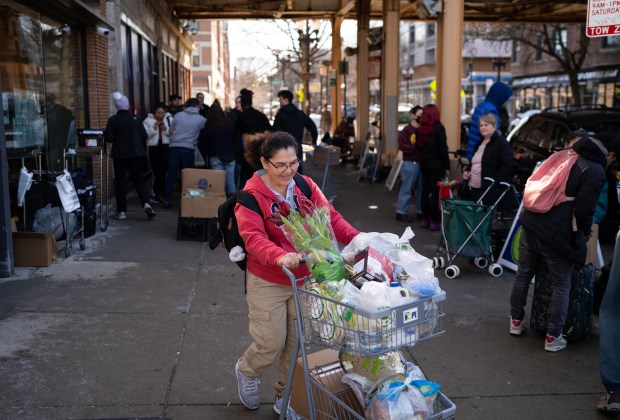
left=509, top=133, right=607, bottom=352
left=273, top=90, right=318, bottom=174
left=235, top=88, right=272, bottom=188
left=105, top=92, right=155, bottom=220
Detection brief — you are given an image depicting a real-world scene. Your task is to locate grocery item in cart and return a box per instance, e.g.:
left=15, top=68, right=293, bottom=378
left=365, top=373, right=441, bottom=419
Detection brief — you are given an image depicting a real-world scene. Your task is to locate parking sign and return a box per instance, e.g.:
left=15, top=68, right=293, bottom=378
left=587, top=0, right=620, bottom=37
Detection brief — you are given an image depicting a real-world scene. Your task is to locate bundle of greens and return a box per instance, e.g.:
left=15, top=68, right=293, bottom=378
left=276, top=197, right=344, bottom=282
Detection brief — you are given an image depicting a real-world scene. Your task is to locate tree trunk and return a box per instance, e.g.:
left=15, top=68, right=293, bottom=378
left=568, top=71, right=582, bottom=106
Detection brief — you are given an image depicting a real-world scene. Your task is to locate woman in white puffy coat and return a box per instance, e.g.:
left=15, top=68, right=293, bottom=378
left=143, top=103, right=172, bottom=202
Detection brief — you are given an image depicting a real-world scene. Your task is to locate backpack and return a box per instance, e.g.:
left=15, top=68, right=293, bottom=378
left=523, top=149, right=579, bottom=213
left=208, top=173, right=312, bottom=270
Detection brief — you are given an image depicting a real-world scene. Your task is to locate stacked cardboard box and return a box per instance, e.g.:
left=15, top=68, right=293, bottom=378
left=180, top=169, right=226, bottom=218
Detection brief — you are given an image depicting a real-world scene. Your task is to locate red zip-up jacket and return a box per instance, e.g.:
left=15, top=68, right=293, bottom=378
left=236, top=172, right=360, bottom=286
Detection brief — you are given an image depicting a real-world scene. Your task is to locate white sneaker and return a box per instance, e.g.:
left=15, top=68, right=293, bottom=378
left=116, top=211, right=126, bottom=220
left=545, top=334, right=567, bottom=352
left=144, top=203, right=156, bottom=219
left=510, top=318, right=525, bottom=336
left=235, top=360, right=260, bottom=410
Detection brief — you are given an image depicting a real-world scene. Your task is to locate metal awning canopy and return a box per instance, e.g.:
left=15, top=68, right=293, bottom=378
left=169, top=0, right=587, bottom=23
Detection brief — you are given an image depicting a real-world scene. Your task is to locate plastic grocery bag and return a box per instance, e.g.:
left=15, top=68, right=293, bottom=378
left=364, top=371, right=441, bottom=420
left=55, top=169, right=81, bottom=213
left=33, top=204, right=77, bottom=240
left=17, top=167, right=33, bottom=207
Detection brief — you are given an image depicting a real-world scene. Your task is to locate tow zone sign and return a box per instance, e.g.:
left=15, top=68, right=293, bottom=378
left=587, top=0, right=620, bottom=37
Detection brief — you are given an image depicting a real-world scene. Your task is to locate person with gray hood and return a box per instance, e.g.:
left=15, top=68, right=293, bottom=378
left=509, top=132, right=607, bottom=352
left=163, top=98, right=206, bottom=208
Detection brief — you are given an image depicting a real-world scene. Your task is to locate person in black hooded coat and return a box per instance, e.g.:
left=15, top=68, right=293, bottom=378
left=509, top=132, right=607, bottom=352
left=273, top=90, right=318, bottom=174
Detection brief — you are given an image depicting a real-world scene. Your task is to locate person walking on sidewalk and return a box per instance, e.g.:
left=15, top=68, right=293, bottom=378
left=143, top=102, right=171, bottom=204
left=509, top=133, right=607, bottom=352
left=162, top=98, right=206, bottom=208
left=235, top=88, right=272, bottom=189
left=105, top=92, right=155, bottom=220
left=395, top=105, right=423, bottom=223
left=233, top=131, right=359, bottom=415
left=199, top=100, right=236, bottom=195
left=416, top=104, right=450, bottom=231
left=273, top=89, right=318, bottom=174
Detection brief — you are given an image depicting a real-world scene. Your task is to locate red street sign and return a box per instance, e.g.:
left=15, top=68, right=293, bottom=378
left=587, top=0, right=620, bottom=37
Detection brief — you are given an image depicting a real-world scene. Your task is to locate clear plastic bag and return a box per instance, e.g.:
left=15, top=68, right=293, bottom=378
left=364, top=371, right=440, bottom=420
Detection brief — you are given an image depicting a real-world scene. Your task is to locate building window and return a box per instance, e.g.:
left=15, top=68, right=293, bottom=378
left=602, top=35, right=620, bottom=48
left=0, top=2, right=84, bottom=171
left=192, top=50, right=200, bottom=67
left=512, top=40, right=520, bottom=62
left=427, top=23, right=435, bottom=38
left=535, top=37, right=543, bottom=61
left=553, top=28, right=567, bottom=55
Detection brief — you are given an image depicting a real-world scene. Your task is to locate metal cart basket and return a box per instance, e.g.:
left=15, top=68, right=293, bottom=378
left=279, top=266, right=455, bottom=420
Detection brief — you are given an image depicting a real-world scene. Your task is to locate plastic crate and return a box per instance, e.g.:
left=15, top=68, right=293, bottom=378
left=299, top=279, right=445, bottom=356
left=176, top=216, right=217, bottom=242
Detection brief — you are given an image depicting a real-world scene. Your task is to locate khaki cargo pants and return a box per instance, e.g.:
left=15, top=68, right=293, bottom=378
left=237, top=270, right=297, bottom=396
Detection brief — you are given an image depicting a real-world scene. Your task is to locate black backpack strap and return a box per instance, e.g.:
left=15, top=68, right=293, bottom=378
left=293, top=173, right=312, bottom=199
left=237, top=190, right=262, bottom=217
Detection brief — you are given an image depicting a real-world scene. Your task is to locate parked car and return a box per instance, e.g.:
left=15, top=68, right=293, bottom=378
left=509, top=106, right=620, bottom=167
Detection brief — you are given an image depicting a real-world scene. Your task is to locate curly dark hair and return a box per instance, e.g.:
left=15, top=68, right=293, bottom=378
left=244, top=131, right=297, bottom=170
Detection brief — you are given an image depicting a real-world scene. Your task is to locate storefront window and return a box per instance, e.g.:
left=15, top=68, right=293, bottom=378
left=0, top=0, right=84, bottom=171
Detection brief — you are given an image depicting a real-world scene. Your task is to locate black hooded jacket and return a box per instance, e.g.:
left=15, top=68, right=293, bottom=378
left=520, top=137, right=607, bottom=264
left=273, top=103, right=318, bottom=153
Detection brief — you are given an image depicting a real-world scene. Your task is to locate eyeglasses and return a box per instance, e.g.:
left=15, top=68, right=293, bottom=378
left=268, top=159, right=300, bottom=173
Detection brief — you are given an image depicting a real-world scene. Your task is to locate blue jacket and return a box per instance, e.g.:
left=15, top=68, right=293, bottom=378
left=466, top=82, right=513, bottom=159
left=169, top=107, right=206, bottom=150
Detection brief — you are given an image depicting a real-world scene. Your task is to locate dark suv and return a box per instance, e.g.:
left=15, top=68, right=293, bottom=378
left=509, top=106, right=620, bottom=164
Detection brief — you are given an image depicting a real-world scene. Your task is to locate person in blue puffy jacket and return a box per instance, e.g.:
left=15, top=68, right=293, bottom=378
left=465, top=82, right=513, bottom=160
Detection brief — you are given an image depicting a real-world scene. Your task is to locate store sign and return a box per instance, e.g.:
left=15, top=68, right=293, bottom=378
left=586, top=0, right=620, bottom=37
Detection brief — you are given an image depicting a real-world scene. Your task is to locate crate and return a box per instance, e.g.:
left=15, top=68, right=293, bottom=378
left=176, top=216, right=217, bottom=242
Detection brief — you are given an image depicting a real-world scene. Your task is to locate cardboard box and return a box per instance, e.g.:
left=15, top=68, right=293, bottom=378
left=290, top=349, right=364, bottom=419
left=180, top=169, right=226, bottom=218
left=12, top=232, right=57, bottom=267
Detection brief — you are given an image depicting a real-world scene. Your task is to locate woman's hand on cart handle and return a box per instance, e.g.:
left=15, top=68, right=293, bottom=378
left=277, top=253, right=304, bottom=269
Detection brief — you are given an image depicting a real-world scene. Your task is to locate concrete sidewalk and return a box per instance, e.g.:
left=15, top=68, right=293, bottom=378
left=0, top=161, right=612, bottom=419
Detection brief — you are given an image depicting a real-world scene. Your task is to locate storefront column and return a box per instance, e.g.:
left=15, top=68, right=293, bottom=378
left=330, top=16, right=343, bottom=132
left=381, top=0, right=400, bottom=152
left=436, top=0, right=464, bottom=151
left=0, top=76, right=14, bottom=278
left=356, top=0, right=370, bottom=143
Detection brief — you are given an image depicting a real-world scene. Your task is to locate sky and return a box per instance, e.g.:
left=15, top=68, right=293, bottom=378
left=228, top=19, right=359, bottom=74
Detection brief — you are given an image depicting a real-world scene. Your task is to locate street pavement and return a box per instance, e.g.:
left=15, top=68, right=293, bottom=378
left=0, top=160, right=614, bottom=419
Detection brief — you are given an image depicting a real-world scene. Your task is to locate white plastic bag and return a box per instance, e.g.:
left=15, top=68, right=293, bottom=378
left=17, top=167, right=33, bottom=207
left=55, top=169, right=81, bottom=213
left=32, top=204, right=77, bottom=240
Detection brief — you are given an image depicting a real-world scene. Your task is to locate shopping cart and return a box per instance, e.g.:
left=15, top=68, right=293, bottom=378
left=433, top=177, right=516, bottom=279
left=278, top=265, right=455, bottom=420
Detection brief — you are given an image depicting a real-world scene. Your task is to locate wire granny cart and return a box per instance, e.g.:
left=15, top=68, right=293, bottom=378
left=278, top=266, right=455, bottom=420
left=433, top=178, right=516, bottom=279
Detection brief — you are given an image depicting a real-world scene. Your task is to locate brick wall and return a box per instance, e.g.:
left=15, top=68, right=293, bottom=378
left=83, top=20, right=113, bottom=206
